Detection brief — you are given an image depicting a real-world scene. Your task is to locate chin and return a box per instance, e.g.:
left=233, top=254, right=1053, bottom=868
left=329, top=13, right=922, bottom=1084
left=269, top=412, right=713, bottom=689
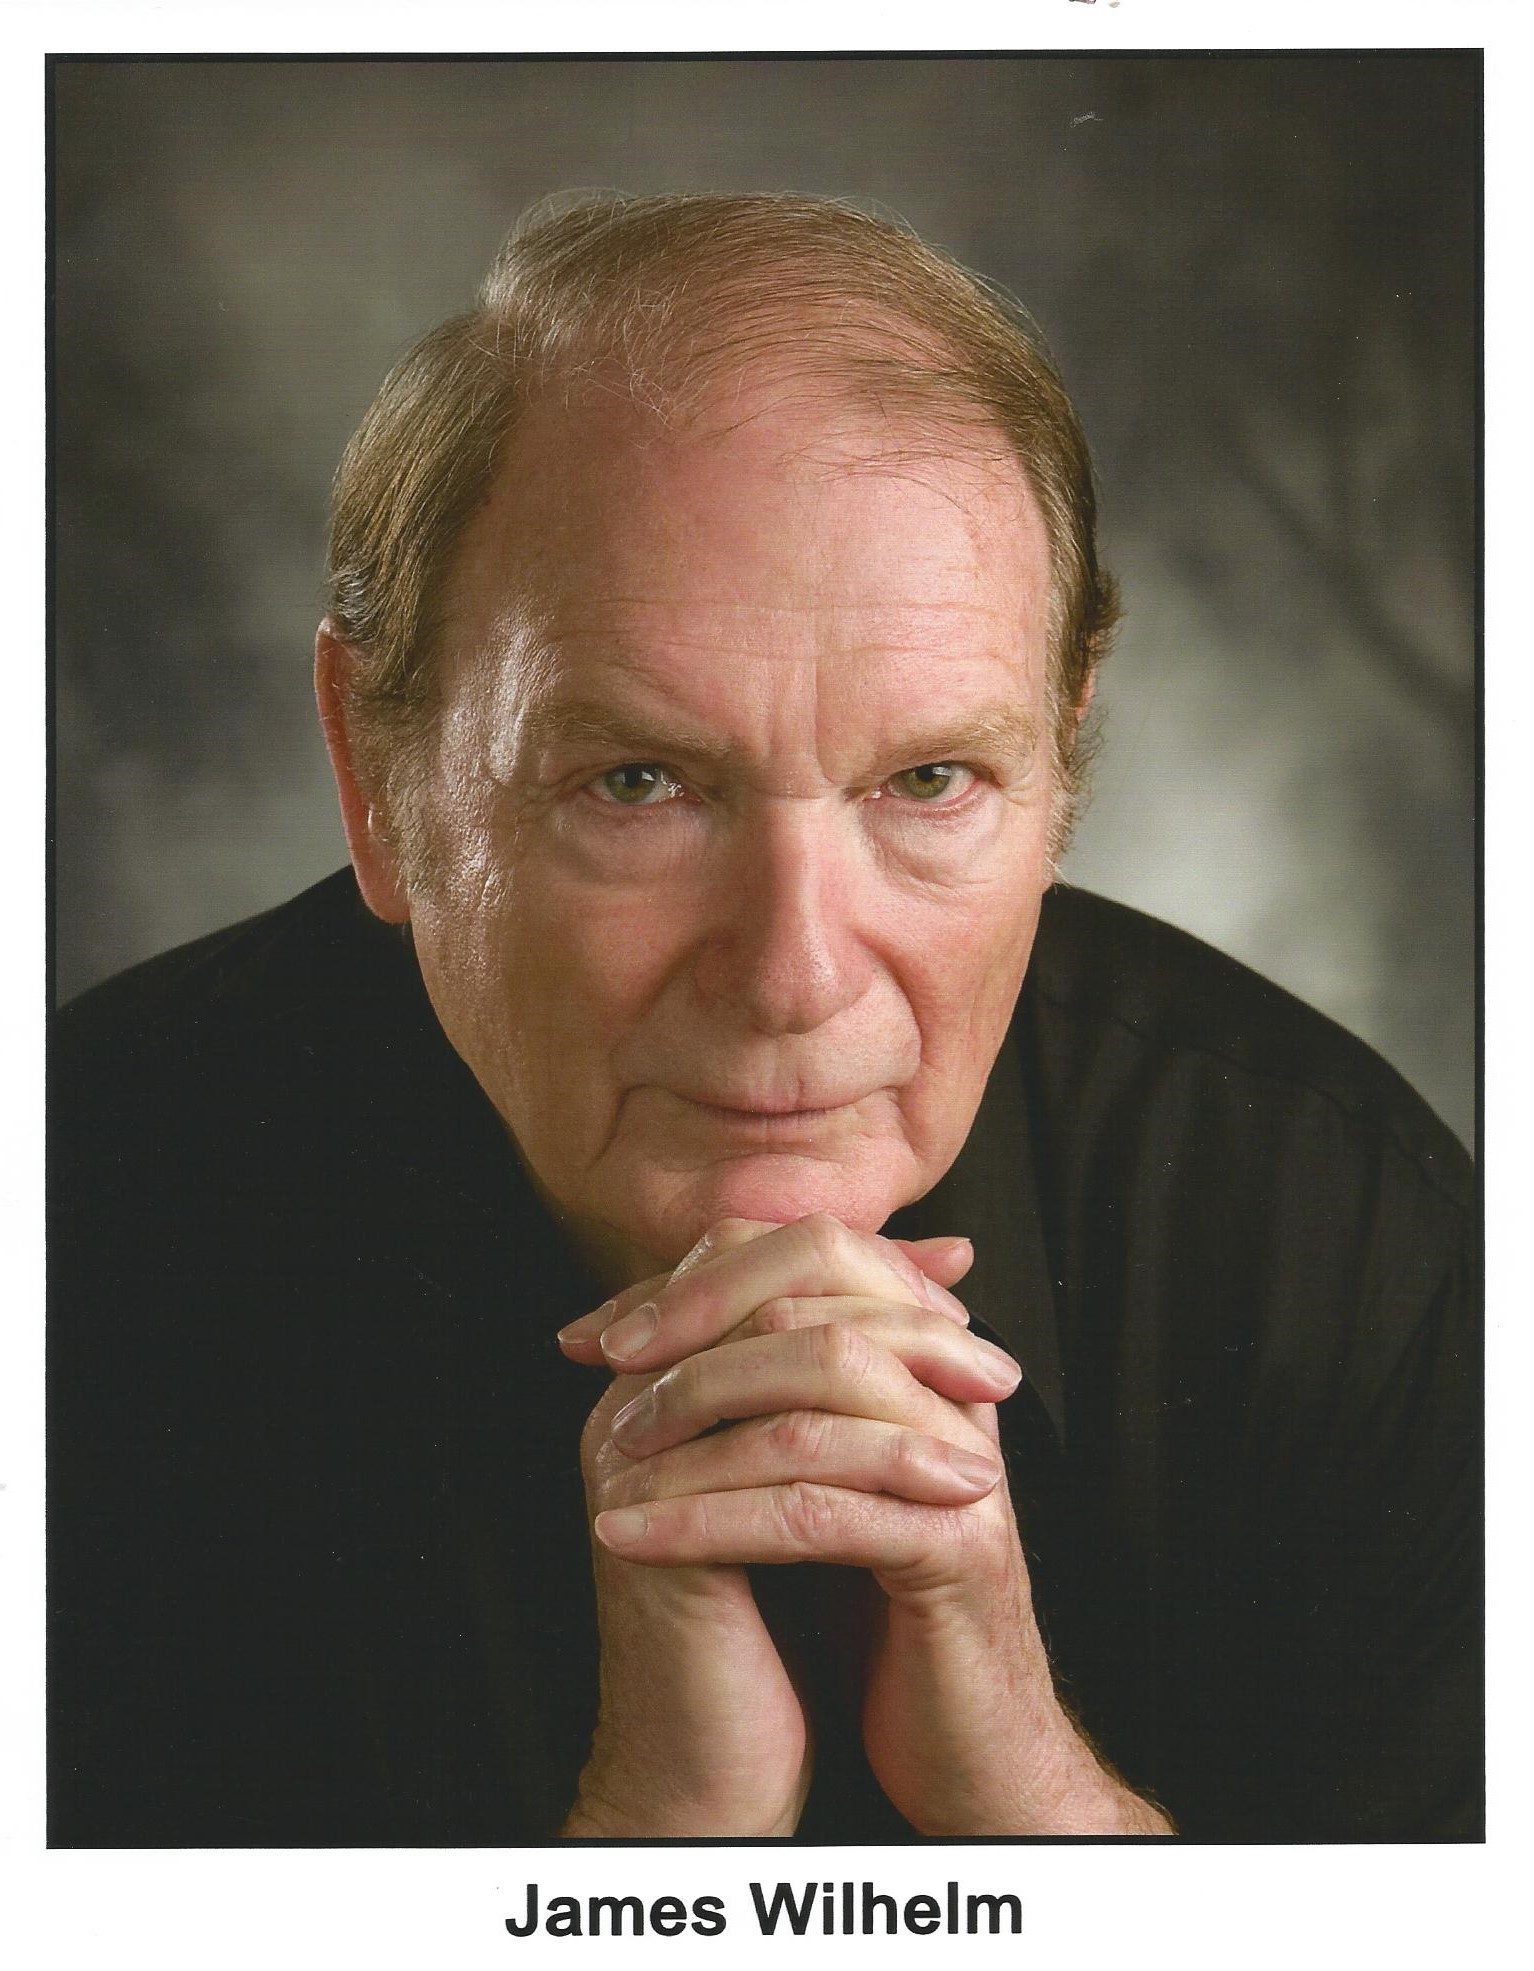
left=639, top=1151, right=921, bottom=1267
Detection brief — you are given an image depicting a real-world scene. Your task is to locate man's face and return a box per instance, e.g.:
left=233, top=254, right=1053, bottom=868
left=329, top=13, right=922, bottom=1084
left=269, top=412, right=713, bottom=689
left=402, top=379, right=1059, bottom=1285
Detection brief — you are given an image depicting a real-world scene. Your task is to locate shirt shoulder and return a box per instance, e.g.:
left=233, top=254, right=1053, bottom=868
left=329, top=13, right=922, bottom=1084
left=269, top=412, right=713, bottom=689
left=1021, top=884, right=1475, bottom=1467
left=1027, top=883, right=1472, bottom=1214
left=52, top=868, right=522, bottom=1251
left=56, top=868, right=406, bottom=1079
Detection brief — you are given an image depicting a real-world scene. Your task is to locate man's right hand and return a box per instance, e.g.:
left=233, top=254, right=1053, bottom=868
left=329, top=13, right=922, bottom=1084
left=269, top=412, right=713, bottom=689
left=559, top=1217, right=988, bottom=1839
left=562, top=1219, right=808, bottom=1837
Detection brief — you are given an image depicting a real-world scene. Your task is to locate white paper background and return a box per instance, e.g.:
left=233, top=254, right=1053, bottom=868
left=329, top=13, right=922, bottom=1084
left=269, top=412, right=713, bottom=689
left=8, top=3, right=1526, bottom=1965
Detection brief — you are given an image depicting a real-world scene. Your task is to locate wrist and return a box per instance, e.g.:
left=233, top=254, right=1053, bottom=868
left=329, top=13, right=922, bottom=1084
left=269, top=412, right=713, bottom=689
left=1007, top=1714, right=1174, bottom=1834
left=561, top=1789, right=802, bottom=1840
left=872, top=1566, right=1172, bottom=1835
left=563, top=1740, right=808, bottom=1839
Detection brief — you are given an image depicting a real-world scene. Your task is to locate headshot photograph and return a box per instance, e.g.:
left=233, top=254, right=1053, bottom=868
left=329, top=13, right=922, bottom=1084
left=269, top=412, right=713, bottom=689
left=48, top=52, right=1479, bottom=1845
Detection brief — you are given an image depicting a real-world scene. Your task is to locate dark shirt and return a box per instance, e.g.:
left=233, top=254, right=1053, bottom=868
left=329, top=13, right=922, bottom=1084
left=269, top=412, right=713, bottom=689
left=49, top=871, right=1481, bottom=1844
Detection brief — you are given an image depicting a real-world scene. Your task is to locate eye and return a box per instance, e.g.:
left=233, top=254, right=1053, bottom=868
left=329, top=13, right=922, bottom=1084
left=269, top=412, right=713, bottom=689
left=593, top=763, right=685, bottom=807
left=884, top=762, right=974, bottom=802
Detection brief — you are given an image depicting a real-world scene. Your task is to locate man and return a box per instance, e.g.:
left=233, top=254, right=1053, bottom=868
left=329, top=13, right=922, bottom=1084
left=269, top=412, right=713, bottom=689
left=50, top=194, right=1479, bottom=1842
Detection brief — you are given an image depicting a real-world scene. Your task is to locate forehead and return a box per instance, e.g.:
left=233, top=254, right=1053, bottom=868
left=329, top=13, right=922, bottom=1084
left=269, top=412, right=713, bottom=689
left=441, top=372, right=1051, bottom=697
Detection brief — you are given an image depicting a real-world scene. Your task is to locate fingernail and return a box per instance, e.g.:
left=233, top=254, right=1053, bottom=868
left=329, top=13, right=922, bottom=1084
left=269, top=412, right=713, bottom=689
left=595, top=1506, right=649, bottom=1546
left=602, top=1303, right=658, bottom=1362
left=610, top=1387, right=656, bottom=1446
left=976, top=1340, right=1023, bottom=1390
left=558, top=1300, right=615, bottom=1345
left=944, top=1447, right=1002, bottom=1488
left=924, top=1279, right=971, bottom=1324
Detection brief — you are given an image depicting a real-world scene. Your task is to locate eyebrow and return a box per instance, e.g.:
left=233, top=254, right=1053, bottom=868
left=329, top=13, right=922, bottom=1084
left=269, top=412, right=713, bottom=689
left=516, top=697, right=1042, bottom=782
left=868, top=707, right=1043, bottom=779
left=517, top=700, right=755, bottom=773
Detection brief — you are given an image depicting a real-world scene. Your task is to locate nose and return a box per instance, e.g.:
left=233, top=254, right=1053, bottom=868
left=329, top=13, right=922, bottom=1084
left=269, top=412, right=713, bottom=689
left=691, top=800, right=875, bottom=1035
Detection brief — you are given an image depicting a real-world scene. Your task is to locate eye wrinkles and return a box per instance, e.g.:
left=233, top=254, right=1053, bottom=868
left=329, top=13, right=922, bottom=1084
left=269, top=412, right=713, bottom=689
left=515, top=696, right=1042, bottom=796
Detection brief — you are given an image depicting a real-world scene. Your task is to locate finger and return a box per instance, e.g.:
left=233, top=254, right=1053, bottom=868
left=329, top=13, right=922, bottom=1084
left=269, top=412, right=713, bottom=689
left=740, top=1297, right=1018, bottom=1402
left=890, top=1235, right=975, bottom=1293
left=556, top=1219, right=779, bottom=1360
left=599, top=1213, right=970, bottom=1372
left=602, top=1409, right=1002, bottom=1510
left=670, top=1216, right=782, bottom=1278
left=593, top=1482, right=993, bottom=1581
left=608, top=1322, right=1020, bottom=1460
left=558, top=1288, right=657, bottom=1362
left=557, top=1231, right=970, bottom=1359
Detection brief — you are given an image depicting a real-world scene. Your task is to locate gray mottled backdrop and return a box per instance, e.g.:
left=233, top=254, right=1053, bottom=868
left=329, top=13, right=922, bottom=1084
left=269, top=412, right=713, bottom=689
left=52, top=55, right=1478, bottom=1145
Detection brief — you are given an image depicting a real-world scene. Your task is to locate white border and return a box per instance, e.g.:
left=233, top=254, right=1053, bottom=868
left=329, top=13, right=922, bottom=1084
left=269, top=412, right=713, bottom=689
left=4, top=1, right=1517, bottom=56
left=7, top=5, right=1525, bottom=1967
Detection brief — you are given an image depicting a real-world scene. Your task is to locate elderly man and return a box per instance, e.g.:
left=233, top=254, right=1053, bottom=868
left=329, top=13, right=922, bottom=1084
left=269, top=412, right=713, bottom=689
left=50, top=194, right=1478, bottom=1843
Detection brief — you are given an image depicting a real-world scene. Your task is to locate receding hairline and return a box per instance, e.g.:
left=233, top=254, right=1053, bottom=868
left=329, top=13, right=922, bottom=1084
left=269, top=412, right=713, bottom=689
left=326, top=190, right=1119, bottom=875
left=430, top=348, right=1052, bottom=674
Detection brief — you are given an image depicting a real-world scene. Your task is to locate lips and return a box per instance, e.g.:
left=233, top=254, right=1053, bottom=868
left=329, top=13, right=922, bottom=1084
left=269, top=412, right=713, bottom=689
left=672, top=1098, right=856, bottom=1145
left=675, top=1092, right=862, bottom=1119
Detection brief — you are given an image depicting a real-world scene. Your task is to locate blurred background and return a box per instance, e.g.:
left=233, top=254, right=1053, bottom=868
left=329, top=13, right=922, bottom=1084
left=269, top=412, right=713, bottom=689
left=51, top=55, right=1479, bottom=1145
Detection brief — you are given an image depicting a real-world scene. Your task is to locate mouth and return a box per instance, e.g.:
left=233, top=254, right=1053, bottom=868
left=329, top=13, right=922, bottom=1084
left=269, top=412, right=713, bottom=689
left=674, top=1093, right=858, bottom=1136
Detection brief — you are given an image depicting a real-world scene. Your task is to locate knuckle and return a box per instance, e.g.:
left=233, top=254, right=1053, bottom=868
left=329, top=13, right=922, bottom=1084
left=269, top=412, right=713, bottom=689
left=813, top=1318, right=872, bottom=1381
left=753, top=1295, right=800, bottom=1334
left=775, top=1479, right=839, bottom=1546
left=797, top=1210, right=847, bottom=1268
left=886, top=1429, right=932, bottom=1484
left=763, top=1408, right=835, bottom=1464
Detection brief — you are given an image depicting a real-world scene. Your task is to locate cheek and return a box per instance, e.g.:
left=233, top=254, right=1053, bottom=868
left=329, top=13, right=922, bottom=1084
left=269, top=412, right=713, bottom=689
left=466, top=858, right=697, bottom=1076
left=895, top=883, right=1043, bottom=1066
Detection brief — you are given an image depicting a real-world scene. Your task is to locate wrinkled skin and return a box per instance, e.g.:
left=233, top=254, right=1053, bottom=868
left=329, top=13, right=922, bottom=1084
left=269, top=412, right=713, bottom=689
left=386, top=382, right=1057, bottom=1282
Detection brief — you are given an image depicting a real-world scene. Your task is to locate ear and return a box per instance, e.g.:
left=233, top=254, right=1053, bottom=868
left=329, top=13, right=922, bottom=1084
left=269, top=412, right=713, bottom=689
left=314, top=621, right=412, bottom=924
